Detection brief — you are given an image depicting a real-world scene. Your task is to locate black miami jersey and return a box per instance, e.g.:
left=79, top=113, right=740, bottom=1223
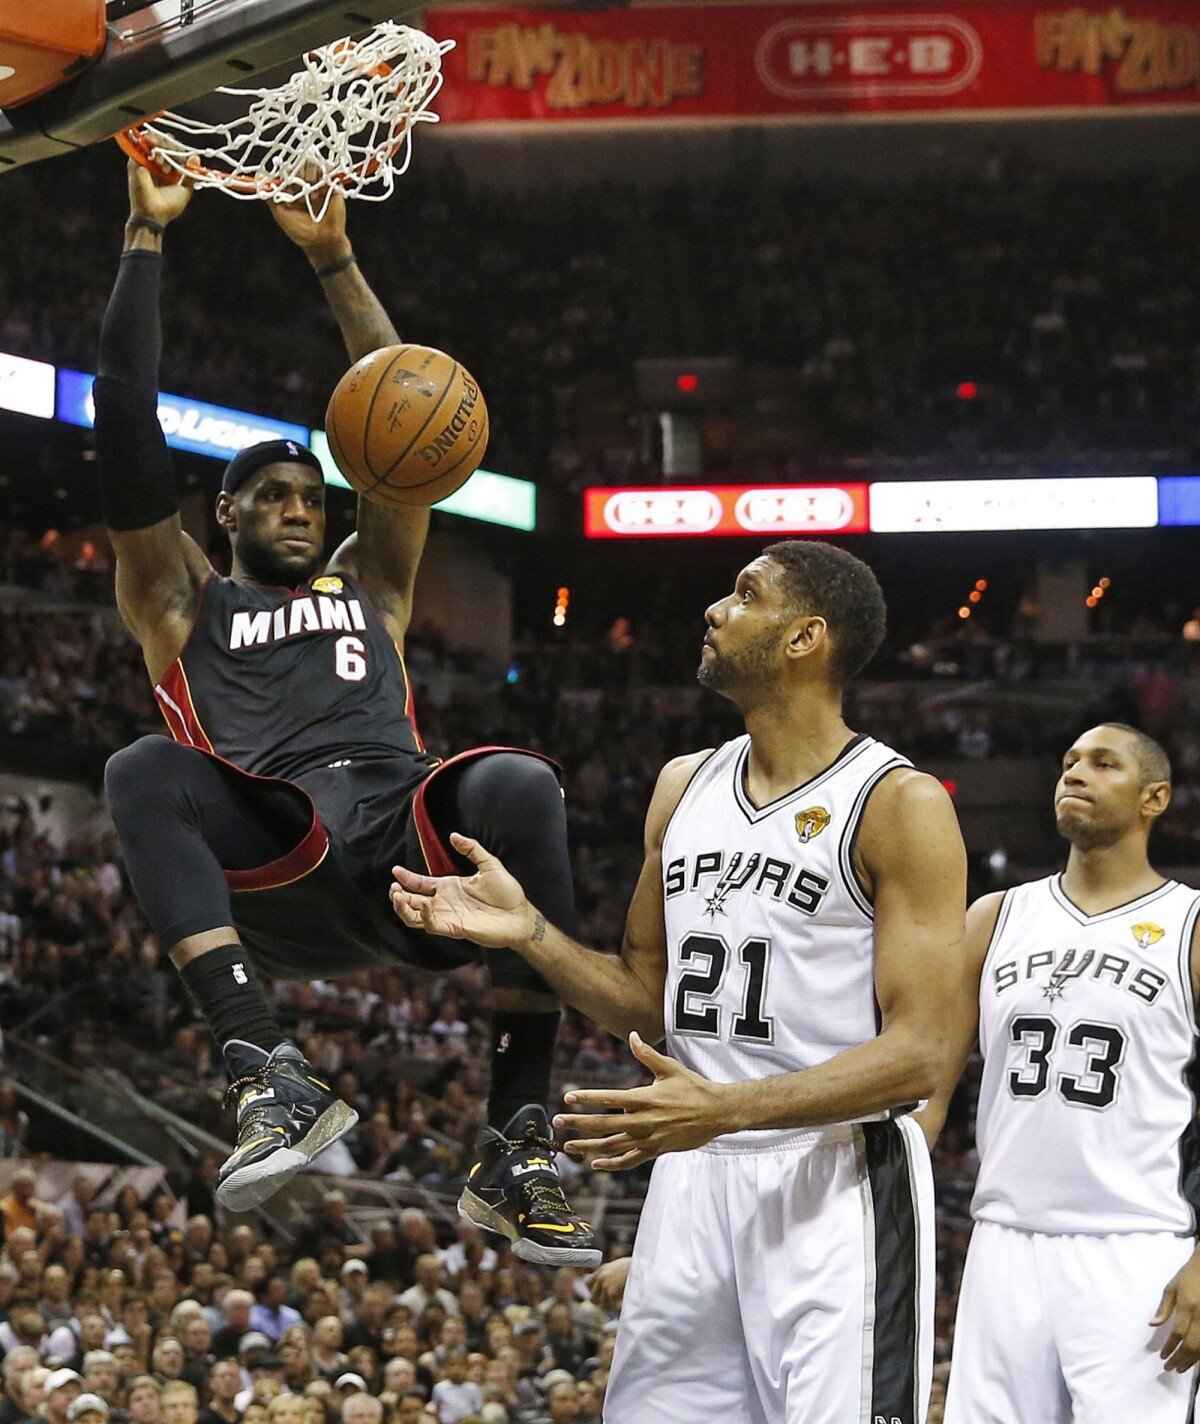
left=154, top=571, right=429, bottom=782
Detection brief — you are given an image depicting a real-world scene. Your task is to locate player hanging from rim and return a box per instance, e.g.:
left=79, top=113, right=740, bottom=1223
left=95, top=159, right=599, bottom=1266
left=924, top=724, right=1200, bottom=1424
left=391, top=542, right=967, bottom=1424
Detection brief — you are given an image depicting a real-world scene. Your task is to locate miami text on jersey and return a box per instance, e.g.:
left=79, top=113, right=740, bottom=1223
left=228, top=596, right=369, bottom=650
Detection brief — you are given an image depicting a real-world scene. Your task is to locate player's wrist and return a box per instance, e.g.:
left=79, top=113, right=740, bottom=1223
left=306, top=238, right=355, bottom=273
left=514, top=901, right=547, bottom=955
left=123, top=216, right=165, bottom=253
left=709, top=1081, right=745, bottom=1137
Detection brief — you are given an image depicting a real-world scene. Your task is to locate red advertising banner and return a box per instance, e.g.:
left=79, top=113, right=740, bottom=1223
left=584, top=484, right=869, bottom=538
left=425, top=3, right=1200, bottom=124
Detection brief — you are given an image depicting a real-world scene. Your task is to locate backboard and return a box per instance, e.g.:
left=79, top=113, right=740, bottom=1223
left=0, top=0, right=425, bottom=172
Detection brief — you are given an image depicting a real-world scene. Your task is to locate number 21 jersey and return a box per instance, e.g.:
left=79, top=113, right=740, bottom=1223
left=661, top=732, right=911, bottom=1146
left=973, top=874, right=1200, bottom=1234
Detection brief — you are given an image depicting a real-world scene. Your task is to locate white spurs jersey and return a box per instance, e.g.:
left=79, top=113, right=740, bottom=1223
left=661, top=732, right=911, bottom=1145
left=972, top=874, right=1200, bottom=1235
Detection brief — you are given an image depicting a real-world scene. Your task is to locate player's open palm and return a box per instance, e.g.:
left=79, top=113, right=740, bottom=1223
left=391, top=833, right=532, bottom=948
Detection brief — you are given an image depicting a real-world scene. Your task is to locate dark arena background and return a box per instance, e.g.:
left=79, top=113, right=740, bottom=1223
left=1, top=2, right=1200, bottom=1421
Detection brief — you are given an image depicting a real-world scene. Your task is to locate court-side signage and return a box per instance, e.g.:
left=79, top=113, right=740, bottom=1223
left=584, top=485, right=869, bottom=538
left=56, top=369, right=308, bottom=459
left=870, top=477, right=1159, bottom=532
left=428, top=4, right=1200, bottom=125
left=0, top=352, right=55, bottom=419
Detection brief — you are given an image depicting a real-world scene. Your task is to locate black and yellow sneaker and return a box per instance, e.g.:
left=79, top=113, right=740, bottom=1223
left=216, top=1042, right=358, bottom=1213
left=458, top=1105, right=601, bottom=1267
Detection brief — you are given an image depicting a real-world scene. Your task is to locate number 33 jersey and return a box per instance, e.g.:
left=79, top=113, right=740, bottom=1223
left=660, top=732, right=911, bottom=1146
left=972, top=874, right=1200, bottom=1235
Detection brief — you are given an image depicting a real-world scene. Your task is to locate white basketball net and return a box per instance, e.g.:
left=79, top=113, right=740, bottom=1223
left=122, top=23, right=453, bottom=219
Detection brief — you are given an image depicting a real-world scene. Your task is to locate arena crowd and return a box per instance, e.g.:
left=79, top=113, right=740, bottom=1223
left=1, top=155, right=1199, bottom=484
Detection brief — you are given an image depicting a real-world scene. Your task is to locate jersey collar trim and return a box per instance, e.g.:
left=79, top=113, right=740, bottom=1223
left=732, top=732, right=872, bottom=825
left=1049, top=873, right=1177, bottom=926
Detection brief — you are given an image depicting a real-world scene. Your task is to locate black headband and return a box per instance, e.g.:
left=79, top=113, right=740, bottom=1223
left=221, top=439, right=324, bottom=496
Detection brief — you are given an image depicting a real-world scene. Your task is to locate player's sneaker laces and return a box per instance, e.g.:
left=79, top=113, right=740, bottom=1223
left=216, top=1042, right=358, bottom=1213
left=458, top=1105, right=601, bottom=1268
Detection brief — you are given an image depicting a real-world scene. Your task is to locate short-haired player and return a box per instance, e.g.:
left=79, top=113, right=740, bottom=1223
left=927, top=723, right=1200, bottom=1422
left=392, top=541, right=967, bottom=1424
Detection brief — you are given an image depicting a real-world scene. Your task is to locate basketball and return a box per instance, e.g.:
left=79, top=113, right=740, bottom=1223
left=324, top=344, right=489, bottom=508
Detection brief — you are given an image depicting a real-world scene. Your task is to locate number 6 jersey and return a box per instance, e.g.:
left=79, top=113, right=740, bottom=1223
left=972, top=874, right=1200, bottom=1235
left=660, top=732, right=911, bottom=1147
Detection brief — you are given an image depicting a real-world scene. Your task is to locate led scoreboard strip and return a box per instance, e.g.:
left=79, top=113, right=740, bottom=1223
left=584, top=476, right=1196, bottom=536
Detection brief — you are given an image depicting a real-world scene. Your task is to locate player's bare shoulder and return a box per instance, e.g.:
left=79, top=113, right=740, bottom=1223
left=854, top=765, right=966, bottom=896
left=645, top=750, right=716, bottom=852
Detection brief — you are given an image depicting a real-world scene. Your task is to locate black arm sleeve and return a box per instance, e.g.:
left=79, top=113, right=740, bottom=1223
left=94, top=250, right=179, bottom=532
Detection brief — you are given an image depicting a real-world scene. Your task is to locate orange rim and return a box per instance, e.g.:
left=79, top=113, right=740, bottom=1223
left=116, top=122, right=275, bottom=193
left=113, top=39, right=412, bottom=195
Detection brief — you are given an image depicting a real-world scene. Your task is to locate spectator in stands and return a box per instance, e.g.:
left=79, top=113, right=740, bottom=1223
left=44, top=1369, right=84, bottom=1424
left=195, top=1363, right=237, bottom=1424
left=21, top=1369, right=50, bottom=1419
left=337, top=1395, right=378, bottom=1424
left=160, top=1383, right=197, bottom=1424
left=151, top=1341, right=185, bottom=1388
left=179, top=1318, right=212, bottom=1392
left=82, top=1354, right=121, bottom=1417
left=249, top=1281, right=300, bottom=1345
left=544, top=1379, right=581, bottom=1423
left=309, top=1321, right=347, bottom=1384
left=339, top=1283, right=386, bottom=1356
left=211, top=1295, right=253, bottom=1359
left=397, top=1258, right=457, bottom=1321
left=125, top=1379, right=161, bottom=1424
left=61, top=1178, right=97, bottom=1239
left=1, top=1169, right=43, bottom=1235
left=0, top=1347, right=38, bottom=1424
left=68, top=1395, right=110, bottom=1424
left=390, top=1395, right=425, bottom=1424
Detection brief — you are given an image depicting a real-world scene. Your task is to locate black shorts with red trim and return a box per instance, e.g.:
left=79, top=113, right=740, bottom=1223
left=215, top=746, right=551, bottom=985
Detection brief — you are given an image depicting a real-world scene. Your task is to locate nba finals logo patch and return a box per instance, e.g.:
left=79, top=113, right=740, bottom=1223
left=795, top=807, right=830, bottom=843
left=1132, top=922, right=1165, bottom=949
left=312, top=576, right=344, bottom=595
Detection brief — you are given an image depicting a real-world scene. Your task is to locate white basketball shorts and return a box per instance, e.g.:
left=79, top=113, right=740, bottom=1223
left=603, top=1116, right=934, bottom=1424
left=944, top=1220, right=1198, bottom=1424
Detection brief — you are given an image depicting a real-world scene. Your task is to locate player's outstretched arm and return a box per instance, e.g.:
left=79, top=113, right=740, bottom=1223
left=270, top=185, right=428, bottom=644
left=96, top=161, right=211, bottom=682
left=913, top=891, right=1003, bottom=1148
left=390, top=753, right=710, bottom=1043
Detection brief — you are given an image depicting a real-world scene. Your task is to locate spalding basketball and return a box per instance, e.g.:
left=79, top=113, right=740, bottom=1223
left=324, top=345, right=489, bottom=508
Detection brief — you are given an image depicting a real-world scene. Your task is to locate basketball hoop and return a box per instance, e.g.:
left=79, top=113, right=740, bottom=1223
left=115, top=22, right=453, bottom=220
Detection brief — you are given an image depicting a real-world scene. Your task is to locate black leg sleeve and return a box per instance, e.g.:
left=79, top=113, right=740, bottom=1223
left=427, top=751, right=578, bottom=990
left=424, top=752, right=576, bottom=1128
